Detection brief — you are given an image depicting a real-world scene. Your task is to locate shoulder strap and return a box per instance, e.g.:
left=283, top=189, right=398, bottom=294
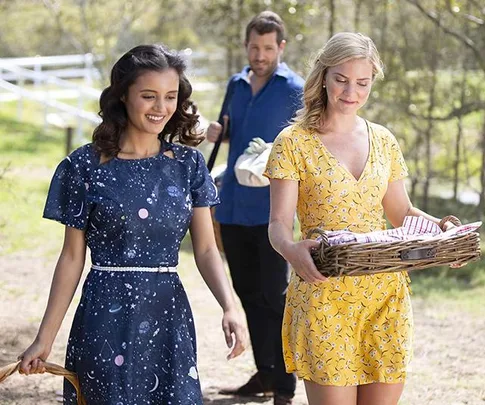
left=207, top=78, right=237, bottom=172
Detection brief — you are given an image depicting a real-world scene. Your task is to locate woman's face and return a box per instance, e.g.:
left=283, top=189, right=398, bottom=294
left=323, top=58, right=373, bottom=116
left=123, top=69, right=179, bottom=137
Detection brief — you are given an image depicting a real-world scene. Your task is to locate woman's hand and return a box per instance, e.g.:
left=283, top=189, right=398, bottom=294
left=441, top=221, right=457, bottom=231
left=221, top=307, right=248, bottom=360
left=18, top=338, right=52, bottom=375
left=439, top=216, right=466, bottom=268
left=283, top=240, right=328, bottom=283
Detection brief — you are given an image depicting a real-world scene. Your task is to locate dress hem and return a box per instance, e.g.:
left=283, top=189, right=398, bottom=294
left=290, top=369, right=407, bottom=387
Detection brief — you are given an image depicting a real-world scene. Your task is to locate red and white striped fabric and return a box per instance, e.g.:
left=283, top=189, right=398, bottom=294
left=320, top=216, right=482, bottom=246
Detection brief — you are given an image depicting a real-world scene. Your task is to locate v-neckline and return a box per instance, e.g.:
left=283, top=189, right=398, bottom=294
left=312, top=120, right=373, bottom=183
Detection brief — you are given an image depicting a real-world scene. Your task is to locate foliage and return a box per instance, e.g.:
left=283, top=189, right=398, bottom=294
left=0, top=1, right=484, bottom=239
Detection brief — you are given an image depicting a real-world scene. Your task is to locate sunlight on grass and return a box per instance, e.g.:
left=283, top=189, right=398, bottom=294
left=0, top=113, right=67, bottom=168
left=410, top=270, right=485, bottom=315
left=0, top=174, right=63, bottom=254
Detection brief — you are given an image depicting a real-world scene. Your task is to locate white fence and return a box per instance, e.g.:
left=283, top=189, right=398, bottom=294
left=0, top=52, right=220, bottom=142
left=0, top=54, right=103, bottom=141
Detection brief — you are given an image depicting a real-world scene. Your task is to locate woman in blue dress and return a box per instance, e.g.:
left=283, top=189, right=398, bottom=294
left=18, top=44, right=247, bottom=404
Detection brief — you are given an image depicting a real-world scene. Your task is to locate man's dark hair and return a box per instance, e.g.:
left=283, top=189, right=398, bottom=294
left=245, top=11, right=286, bottom=45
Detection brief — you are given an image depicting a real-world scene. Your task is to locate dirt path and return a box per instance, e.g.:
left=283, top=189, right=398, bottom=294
left=0, top=250, right=484, bottom=405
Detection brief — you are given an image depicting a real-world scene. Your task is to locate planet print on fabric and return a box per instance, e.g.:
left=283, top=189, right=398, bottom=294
left=109, top=303, right=122, bottom=313
left=139, top=321, right=150, bottom=334
left=45, top=144, right=219, bottom=403
left=138, top=208, right=149, bottom=219
left=114, top=355, right=124, bottom=366
left=167, top=186, right=181, bottom=197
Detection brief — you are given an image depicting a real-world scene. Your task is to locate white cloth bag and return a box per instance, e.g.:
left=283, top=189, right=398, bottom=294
left=234, top=138, right=273, bottom=187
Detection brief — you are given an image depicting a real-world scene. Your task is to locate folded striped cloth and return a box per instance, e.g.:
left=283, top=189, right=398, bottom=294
left=322, top=216, right=482, bottom=246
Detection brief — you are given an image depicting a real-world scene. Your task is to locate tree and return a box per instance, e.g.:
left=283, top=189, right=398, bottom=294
left=405, top=0, right=485, bottom=220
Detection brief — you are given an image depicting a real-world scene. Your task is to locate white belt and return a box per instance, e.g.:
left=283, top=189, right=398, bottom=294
left=91, top=264, right=177, bottom=273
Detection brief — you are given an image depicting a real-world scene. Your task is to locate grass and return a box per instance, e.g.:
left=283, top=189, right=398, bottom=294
left=0, top=175, right=63, bottom=254
left=0, top=113, right=72, bottom=168
left=410, top=268, right=485, bottom=315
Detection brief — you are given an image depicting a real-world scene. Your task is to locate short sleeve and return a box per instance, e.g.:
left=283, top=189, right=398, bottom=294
left=388, top=132, right=409, bottom=182
left=190, top=149, right=220, bottom=207
left=43, top=156, right=90, bottom=229
left=264, top=128, right=301, bottom=181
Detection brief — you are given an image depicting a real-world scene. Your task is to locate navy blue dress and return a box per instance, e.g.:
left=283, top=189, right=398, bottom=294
left=43, top=141, right=219, bottom=405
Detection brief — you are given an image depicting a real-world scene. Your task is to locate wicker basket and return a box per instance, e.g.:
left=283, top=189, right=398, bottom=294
left=307, top=216, right=481, bottom=277
left=0, top=361, right=86, bottom=405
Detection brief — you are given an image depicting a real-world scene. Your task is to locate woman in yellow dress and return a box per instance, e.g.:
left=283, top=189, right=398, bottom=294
left=265, top=32, right=456, bottom=405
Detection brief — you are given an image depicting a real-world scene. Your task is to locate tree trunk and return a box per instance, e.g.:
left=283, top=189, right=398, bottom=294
left=479, top=113, right=485, bottom=221
left=328, top=0, right=335, bottom=37
left=353, top=0, right=364, bottom=31
left=379, top=1, right=389, bottom=61
left=234, top=0, right=244, bottom=71
left=453, top=68, right=468, bottom=201
left=422, top=27, right=440, bottom=211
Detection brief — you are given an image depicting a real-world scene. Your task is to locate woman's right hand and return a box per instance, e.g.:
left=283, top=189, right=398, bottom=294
left=283, top=240, right=328, bottom=283
left=18, top=338, right=52, bottom=375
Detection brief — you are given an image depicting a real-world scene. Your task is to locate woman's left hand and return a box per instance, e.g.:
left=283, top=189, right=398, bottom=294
left=442, top=221, right=457, bottom=232
left=440, top=219, right=467, bottom=268
left=221, top=307, right=248, bottom=360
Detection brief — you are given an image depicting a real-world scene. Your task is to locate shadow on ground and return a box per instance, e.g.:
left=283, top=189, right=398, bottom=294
left=203, top=396, right=269, bottom=405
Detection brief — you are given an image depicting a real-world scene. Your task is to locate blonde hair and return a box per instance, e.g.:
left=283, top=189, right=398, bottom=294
left=294, top=32, right=384, bottom=131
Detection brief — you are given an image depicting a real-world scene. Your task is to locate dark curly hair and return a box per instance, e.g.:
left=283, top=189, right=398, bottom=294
left=93, top=44, right=202, bottom=158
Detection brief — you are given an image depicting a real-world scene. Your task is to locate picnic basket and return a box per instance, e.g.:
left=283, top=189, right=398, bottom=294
left=308, top=216, right=481, bottom=277
left=0, top=361, right=86, bottom=405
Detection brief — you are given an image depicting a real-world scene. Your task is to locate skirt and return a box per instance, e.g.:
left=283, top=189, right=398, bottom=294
left=282, top=271, right=413, bottom=386
left=64, top=268, right=203, bottom=404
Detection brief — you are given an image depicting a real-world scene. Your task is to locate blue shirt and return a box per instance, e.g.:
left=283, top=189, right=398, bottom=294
left=215, top=63, right=304, bottom=226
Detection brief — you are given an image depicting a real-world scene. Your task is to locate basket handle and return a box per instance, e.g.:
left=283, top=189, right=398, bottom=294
left=306, top=228, right=330, bottom=248
left=439, top=215, right=462, bottom=231
left=306, top=228, right=330, bottom=273
left=0, top=361, right=86, bottom=405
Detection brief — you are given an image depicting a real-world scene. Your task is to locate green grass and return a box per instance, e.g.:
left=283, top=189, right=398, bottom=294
left=0, top=113, right=70, bottom=253
left=0, top=174, right=63, bottom=254
left=0, top=113, right=67, bottom=168
left=410, top=273, right=485, bottom=315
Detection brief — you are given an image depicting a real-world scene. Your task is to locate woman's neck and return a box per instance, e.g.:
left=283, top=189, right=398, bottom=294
left=118, top=133, right=161, bottom=159
left=320, top=110, right=360, bottom=135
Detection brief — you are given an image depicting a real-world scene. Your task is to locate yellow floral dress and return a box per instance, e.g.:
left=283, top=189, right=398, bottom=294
left=264, top=121, right=413, bottom=386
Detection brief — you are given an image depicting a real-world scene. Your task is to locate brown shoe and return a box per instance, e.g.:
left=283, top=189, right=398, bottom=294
left=274, top=393, right=293, bottom=405
left=219, top=371, right=274, bottom=397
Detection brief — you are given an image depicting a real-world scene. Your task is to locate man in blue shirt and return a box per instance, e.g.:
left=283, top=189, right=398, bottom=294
left=206, top=11, right=304, bottom=405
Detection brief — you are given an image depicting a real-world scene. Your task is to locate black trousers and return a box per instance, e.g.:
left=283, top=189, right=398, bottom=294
left=220, top=223, right=297, bottom=396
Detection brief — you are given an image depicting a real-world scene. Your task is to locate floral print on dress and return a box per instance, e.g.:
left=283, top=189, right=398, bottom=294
left=264, top=122, right=413, bottom=386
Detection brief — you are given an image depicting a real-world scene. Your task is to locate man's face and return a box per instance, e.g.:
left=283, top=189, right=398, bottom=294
left=245, top=30, right=285, bottom=79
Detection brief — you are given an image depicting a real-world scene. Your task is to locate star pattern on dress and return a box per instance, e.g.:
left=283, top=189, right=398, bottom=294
left=44, top=141, right=218, bottom=404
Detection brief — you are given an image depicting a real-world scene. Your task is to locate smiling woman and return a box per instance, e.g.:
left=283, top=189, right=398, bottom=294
left=17, top=44, right=248, bottom=405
